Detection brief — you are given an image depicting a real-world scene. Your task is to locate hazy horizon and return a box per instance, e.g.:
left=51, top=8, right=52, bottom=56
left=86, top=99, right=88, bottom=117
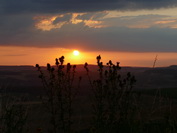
left=1, top=46, right=177, bottom=67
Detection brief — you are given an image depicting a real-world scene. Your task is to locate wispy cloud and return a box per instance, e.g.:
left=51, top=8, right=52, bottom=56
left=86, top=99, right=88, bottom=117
left=34, top=15, right=68, bottom=31
left=155, top=20, right=176, bottom=24
left=34, top=13, right=107, bottom=31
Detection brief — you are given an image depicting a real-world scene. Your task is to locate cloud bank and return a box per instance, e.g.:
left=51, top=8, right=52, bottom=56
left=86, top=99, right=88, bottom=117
left=1, top=0, right=177, bottom=52
left=1, top=0, right=177, bottom=14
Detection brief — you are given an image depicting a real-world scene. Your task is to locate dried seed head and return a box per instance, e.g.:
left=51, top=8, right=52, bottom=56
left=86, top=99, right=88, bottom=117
left=96, top=55, right=101, bottom=64
left=109, top=60, right=113, bottom=65
left=47, top=63, right=51, bottom=71
left=36, top=64, right=39, bottom=68
left=67, top=63, right=71, bottom=72
left=84, top=62, right=89, bottom=72
left=59, top=56, right=65, bottom=65
left=36, top=64, right=40, bottom=70
left=55, top=58, right=59, bottom=66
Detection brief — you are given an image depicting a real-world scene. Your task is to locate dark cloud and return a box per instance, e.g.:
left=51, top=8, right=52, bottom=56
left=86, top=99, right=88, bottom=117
left=1, top=0, right=177, bottom=52
left=1, top=19, right=177, bottom=52
left=0, top=14, right=35, bottom=45
left=86, top=27, right=177, bottom=52
left=1, top=0, right=177, bottom=14
left=65, top=26, right=176, bottom=52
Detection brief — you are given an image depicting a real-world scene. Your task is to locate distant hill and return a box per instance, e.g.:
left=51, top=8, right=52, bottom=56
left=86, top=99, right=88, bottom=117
left=0, top=65, right=177, bottom=93
left=169, top=65, right=177, bottom=69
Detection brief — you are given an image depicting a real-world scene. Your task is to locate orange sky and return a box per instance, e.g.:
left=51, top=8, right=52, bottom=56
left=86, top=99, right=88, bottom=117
left=0, top=46, right=177, bottom=67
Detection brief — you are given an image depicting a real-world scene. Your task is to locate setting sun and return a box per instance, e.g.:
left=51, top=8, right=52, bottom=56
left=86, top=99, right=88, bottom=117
left=73, top=50, right=80, bottom=56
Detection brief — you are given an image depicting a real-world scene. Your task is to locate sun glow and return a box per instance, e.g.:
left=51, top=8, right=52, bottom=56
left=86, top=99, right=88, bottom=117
left=73, top=50, right=80, bottom=56
left=67, top=50, right=82, bottom=64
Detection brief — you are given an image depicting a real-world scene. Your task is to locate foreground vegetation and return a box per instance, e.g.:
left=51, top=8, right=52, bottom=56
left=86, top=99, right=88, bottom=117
left=0, top=55, right=177, bottom=133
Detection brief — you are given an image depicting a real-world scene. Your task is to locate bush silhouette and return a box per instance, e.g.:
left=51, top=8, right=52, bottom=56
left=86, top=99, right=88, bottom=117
left=85, top=55, right=136, bottom=133
left=36, top=56, right=81, bottom=133
left=35, top=55, right=176, bottom=133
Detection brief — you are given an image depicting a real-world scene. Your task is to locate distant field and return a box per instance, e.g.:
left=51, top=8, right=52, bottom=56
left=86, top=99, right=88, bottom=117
left=138, top=88, right=177, bottom=99
left=1, top=65, right=177, bottom=133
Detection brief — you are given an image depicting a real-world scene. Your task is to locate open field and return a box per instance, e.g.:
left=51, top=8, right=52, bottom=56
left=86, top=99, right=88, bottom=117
left=1, top=65, right=177, bottom=133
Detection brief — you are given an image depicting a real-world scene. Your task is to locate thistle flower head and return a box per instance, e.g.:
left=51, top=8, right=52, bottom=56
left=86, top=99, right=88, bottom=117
left=67, top=63, right=71, bottom=73
left=36, top=64, right=39, bottom=68
left=84, top=62, right=89, bottom=72
left=96, top=55, right=101, bottom=64
left=36, top=64, right=40, bottom=70
left=55, top=58, right=59, bottom=66
left=109, top=60, right=113, bottom=65
left=47, top=63, right=51, bottom=71
left=59, top=56, right=65, bottom=65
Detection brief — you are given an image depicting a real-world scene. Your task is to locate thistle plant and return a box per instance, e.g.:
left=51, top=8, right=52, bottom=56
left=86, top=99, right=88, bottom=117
left=85, top=55, right=136, bottom=133
left=36, top=56, right=81, bottom=133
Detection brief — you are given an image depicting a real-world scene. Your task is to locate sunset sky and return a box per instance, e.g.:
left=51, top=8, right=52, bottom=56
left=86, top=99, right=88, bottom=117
left=1, top=0, right=177, bottom=67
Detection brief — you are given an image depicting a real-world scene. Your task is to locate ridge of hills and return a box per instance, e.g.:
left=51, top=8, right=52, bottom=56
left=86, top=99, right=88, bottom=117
left=0, top=65, right=177, bottom=96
